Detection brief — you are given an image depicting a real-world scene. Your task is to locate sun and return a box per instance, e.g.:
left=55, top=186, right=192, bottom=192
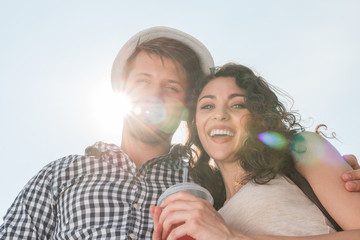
left=110, top=92, right=133, bottom=119
left=86, top=82, right=133, bottom=138
left=86, top=81, right=188, bottom=144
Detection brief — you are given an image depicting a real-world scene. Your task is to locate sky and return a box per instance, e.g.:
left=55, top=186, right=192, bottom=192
left=1, top=0, right=359, bottom=222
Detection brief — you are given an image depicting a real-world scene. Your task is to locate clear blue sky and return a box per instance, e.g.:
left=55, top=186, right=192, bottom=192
left=1, top=0, right=359, bottom=221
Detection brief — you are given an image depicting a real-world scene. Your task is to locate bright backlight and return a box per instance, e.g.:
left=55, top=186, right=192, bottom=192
left=111, top=92, right=132, bottom=119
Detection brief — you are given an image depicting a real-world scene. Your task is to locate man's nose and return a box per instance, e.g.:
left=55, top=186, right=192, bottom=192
left=147, top=84, right=164, bottom=98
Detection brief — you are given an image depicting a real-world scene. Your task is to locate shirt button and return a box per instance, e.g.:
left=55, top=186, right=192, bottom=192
left=129, top=233, right=136, bottom=239
left=133, top=203, right=139, bottom=210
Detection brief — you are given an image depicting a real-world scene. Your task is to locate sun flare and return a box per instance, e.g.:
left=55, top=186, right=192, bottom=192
left=111, top=92, right=133, bottom=119
left=87, top=83, right=188, bottom=145
left=88, top=83, right=133, bottom=137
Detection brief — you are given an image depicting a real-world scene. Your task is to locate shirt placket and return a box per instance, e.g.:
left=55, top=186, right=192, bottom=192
left=125, top=159, right=147, bottom=239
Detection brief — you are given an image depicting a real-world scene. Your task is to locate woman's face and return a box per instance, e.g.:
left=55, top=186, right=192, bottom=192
left=196, top=77, right=251, bottom=163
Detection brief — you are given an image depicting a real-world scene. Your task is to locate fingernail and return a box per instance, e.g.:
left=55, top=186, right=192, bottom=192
left=346, top=182, right=357, bottom=190
left=343, top=173, right=352, bottom=181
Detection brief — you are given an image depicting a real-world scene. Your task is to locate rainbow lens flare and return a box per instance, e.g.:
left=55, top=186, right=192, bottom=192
left=130, top=96, right=188, bottom=134
left=291, top=132, right=343, bottom=166
left=257, top=131, right=287, bottom=150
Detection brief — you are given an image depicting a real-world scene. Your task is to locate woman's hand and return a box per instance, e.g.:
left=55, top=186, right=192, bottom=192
left=151, top=191, right=247, bottom=240
left=150, top=204, right=164, bottom=239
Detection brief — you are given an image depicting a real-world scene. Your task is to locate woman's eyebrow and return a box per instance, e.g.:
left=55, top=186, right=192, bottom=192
left=229, top=93, right=246, bottom=99
left=198, top=95, right=215, bottom=102
left=198, top=93, right=246, bottom=102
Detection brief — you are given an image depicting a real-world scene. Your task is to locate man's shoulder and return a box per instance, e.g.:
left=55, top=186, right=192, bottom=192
left=84, top=141, right=122, bottom=158
left=35, top=154, right=86, bottom=182
left=39, top=141, right=121, bottom=177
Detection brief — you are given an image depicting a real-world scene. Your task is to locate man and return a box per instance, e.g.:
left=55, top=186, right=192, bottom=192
left=0, top=26, right=214, bottom=239
left=0, top=26, right=359, bottom=239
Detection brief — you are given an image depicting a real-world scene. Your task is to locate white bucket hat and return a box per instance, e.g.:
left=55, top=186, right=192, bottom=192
left=111, top=26, right=215, bottom=92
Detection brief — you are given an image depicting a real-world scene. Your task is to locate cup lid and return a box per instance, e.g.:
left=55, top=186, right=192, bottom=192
left=157, top=182, right=214, bottom=206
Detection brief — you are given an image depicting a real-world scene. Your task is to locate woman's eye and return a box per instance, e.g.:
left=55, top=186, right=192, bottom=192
left=200, top=104, right=214, bottom=110
left=232, top=103, right=246, bottom=109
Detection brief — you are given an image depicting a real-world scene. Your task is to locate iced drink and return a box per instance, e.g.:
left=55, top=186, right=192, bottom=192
left=157, top=182, right=214, bottom=240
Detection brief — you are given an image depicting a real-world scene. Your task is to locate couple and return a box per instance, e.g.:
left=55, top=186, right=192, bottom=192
left=150, top=63, right=360, bottom=239
left=0, top=26, right=359, bottom=239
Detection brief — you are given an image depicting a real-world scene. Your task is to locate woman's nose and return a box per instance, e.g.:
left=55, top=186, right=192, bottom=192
left=213, top=107, right=229, bottom=121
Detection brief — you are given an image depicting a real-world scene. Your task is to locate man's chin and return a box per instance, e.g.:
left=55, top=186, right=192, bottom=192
left=136, top=128, right=172, bottom=145
left=124, top=119, right=173, bottom=144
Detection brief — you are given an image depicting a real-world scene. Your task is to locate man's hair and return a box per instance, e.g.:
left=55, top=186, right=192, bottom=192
left=122, top=37, right=204, bottom=103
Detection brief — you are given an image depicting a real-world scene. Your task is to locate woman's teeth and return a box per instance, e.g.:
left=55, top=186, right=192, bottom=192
left=210, top=129, right=235, bottom=137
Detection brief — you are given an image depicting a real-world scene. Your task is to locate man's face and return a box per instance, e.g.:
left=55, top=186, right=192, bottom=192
left=123, top=50, right=189, bottom=144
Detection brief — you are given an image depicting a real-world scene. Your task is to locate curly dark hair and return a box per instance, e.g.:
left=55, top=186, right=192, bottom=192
left=186, top=63, right=304, bottom=209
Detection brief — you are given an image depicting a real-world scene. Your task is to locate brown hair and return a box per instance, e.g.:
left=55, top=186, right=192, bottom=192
left=122, top=37, right=204, bottom=105
left=187, top=63, right=304, bottom=209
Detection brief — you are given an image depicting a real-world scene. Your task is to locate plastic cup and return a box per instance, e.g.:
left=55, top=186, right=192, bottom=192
left=157, top=182, right=214, bottom=240
left=157, top=182, right=213, bottom=206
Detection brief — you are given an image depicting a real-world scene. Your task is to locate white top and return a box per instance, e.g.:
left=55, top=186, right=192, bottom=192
left=218, top=175, right=336, bottom=236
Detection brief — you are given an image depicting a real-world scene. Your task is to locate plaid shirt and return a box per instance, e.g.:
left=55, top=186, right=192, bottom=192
left=0, top=142, right=185, bottom=239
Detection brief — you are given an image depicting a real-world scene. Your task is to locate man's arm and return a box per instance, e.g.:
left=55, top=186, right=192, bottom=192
left=0, top=164, right=56, bottom=239
left=342, top=154, right=360, bottom=191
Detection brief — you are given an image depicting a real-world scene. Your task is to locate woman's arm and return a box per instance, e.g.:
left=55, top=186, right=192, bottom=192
left=250, top=231, right=360, bottom=240
left=293, top=131, right=360, bottom=230
left=150, top=191, right=360, bottom=240
left=150, top=191, right=248, bottom=240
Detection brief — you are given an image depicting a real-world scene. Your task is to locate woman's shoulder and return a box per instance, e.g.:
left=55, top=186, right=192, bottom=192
left=292, top=131, right=343, bottom=166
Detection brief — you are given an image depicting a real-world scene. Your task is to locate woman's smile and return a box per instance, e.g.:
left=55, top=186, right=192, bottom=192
left=196, top=76, right=250, bottom=163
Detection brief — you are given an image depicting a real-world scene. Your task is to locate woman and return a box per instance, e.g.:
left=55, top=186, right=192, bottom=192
left=151, top=63, right=360, bottom=239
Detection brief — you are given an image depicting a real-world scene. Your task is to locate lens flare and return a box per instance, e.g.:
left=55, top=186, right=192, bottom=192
left=131, top=96, right=166, bottom=124
left=129, top=96, right=188, bottom=134
left=257, top=131, right=287, bottom=150
left=87, top=87, right=133, bottom=140
left=113, top=92, right=133, bottom=118
left=291, top=132, right=342, bottom=166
